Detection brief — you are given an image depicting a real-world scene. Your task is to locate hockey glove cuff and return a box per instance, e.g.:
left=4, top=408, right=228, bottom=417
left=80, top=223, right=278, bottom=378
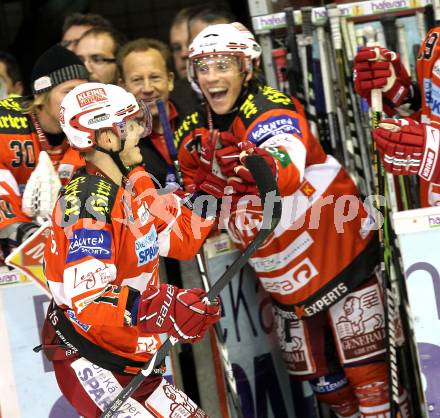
left=373, top=118, right=440, bottom=183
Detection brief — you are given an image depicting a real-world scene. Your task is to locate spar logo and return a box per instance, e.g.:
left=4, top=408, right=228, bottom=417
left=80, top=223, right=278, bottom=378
left=135, top=225, right=159, bottom=266
left=76, top=88, right=107, bottom=108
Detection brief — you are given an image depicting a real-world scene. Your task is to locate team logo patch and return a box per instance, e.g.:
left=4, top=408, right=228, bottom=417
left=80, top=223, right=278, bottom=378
left=249, top=115, right=302, bottom=145
left=66, top=309, right=91, bottom=332
left=76, top=87, right=107, bottom=108
left=273, top=307, right=315, bottom=375
left=330, top=284, right=386, bottom=363
left=310, top=372, right=348, bottom=394
left=67, top=229, right=112, bottom=262
left=135, top=225, right=159, bottom=266
left=266, top=147, right=292, bottom=167
left=299, top=180, right=316, bottom=197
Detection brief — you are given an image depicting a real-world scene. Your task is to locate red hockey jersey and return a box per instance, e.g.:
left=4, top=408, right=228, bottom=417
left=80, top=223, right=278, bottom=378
left=0, top=96, right=83, bottom=230
left=177, top=84, right=379, bottom=317
left=416, top=28, right=440, bottom=206
left=44, top=164, right=214, bottom=363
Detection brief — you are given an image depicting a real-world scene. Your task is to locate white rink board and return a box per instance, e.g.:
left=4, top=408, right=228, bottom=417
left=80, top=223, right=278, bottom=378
left=205, top=248, right=298, bottom=418
left=0, top=282, right=79, bottom=418
left=394, top=207, right=440, bottom=417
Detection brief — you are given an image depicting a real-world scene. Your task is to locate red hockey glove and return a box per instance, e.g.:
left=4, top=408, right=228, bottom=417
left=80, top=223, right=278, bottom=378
left=215, top=131, right=243, bottom=177
left=354, top=47, right=411, bottom=116
left=191, top=130, right=230, bottom=198
left=137, top=284, right=221, bottom=343
left=373, top=118, right=440, bottom=183
left=226, top=141, right=278, bottom=195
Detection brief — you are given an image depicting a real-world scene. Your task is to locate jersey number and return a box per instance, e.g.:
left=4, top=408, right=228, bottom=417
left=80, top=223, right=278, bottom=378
left=422, top=32, right=439, bottom=61
left=10, top=140, right=36, bottom=168
left=0, top=199, right=15, bottom=221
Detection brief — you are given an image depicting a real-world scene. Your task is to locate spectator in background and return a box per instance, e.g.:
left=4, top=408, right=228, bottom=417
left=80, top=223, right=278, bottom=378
left=0, top=45, right=88, bottom=257
left=0, top=51, right=24, bottom=99
left=169, top=7, right=193, bottom=80
left=60, top=12, right=112, bottom=52
left=76, top=26, right=126, bottom=84
left=117, top=38, right=176, bottom=188
left=117, top=39, right=196, bottom=366
left=187, top=5, right=235, bottom=44
left=169, top=4, right=234, bottom=115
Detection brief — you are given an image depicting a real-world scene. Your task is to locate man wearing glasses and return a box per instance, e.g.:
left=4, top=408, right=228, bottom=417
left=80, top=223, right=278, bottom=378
left=60, top=13, right=112, bottom=53
left=76, top=26, right=126, bottom=84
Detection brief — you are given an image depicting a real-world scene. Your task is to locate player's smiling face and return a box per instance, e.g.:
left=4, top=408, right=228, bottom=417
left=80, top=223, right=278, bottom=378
left=195, top=54, right=244, bottom=115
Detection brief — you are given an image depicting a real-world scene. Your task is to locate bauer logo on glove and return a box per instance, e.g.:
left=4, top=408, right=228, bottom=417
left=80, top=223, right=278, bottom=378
left=137, top=284, right=221, bottom=343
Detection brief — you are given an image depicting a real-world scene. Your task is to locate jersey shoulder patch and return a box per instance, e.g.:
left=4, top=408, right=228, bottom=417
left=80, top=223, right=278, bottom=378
left=60, top=170, right=118, bottom=224
left=238, top=85, right=297, bottom=128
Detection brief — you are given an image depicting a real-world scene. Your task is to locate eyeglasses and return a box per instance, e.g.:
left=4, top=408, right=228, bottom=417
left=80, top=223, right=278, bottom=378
left=79, top=55, right=116, bottom=66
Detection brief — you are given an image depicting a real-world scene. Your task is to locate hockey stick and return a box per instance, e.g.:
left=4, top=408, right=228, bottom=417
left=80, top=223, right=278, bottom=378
left=371, top=78, right=400, bottom=418
left=100, top=156, right=281, bottom=418
left=315, top=21, right=345, bottom=165
left=339, top=14, right=375, bottom=197
left=156, top=99, right=245, bottom=418
left=371, top=65, right=428, bottom=418
left=327, top=5, right=371, bottom=197
left=380, top=17, right=413, bottom=212
left=364, top=27, right=400, bottom=215
left=284, top=7, right=305, bottom=104
left=425, top=0, right=440, bottom=32
left=300, top=7, right=319, bottom=139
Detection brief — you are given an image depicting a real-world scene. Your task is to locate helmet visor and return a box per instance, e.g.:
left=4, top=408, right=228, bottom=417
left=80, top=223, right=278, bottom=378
left=114, top=100, right=152, bottom=140
left=193, top=54, right=243, bottom=77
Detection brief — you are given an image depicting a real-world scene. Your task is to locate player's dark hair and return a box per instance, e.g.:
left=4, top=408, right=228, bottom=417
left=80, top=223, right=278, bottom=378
left=187, top=4, right=235, bottom=26
left=62, top=13, right=112, bottom=34
left=79, top=26, right=127, bottom=57
left=0, top=51, right=22, bottom=84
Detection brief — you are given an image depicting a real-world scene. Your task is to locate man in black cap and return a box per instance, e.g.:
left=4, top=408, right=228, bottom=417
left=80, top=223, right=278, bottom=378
left=0, top=44, right=89, bottom=257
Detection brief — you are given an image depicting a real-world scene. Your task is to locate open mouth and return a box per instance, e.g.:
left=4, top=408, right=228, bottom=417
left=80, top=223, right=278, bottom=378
left=208, top=88, right=227, bottom=102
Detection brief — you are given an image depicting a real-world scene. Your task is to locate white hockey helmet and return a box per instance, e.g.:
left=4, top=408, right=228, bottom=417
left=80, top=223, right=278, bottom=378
left=59, top=82, right=152, bottom=151
left=187, top=22, right=262, bottom=83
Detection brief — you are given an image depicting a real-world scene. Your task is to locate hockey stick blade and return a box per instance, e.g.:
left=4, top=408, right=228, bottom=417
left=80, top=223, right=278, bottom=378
left=100, top=155, right=281, bottom=418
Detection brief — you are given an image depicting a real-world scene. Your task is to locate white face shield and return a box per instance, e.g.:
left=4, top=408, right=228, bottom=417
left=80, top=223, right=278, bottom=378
left=113, top=99, right=152, bottom=142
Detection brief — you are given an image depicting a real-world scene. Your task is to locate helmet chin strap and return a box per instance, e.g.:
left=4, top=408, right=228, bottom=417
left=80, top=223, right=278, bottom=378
left=95, top=138, right=131, bottom=177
